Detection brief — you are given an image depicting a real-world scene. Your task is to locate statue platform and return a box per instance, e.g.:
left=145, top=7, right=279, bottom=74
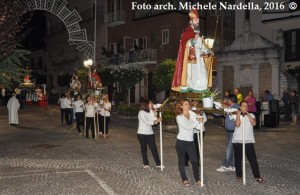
left=159, top=91, right=224, bottom=115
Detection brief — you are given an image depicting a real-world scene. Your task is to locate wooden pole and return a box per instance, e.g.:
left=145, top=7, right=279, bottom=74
left=94, top=113, right=97, bottom=140
left=242, top=115, right=246, bottom=185
left=159, top=111, right=164, bottom=171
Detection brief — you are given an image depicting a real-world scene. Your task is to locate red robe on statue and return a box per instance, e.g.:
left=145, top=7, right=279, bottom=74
left=171, top=25, right=196, bottom=91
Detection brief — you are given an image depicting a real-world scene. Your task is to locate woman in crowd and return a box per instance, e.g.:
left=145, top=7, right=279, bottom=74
left=64, top=92, right=73, bottom=127
left=244, top=90, right=258, bottom=128
left=244, top=90, right=256, bottom=114
left=98, top=94, right=111, bottom=138
left=137, top=99, right=162, bottom=169
left=290, top=90, right=299, bottom=126
left=74, top=94, right=84, bottom=135
left=175, top=99, right=202, bottom=187
left=85, top=95, right=96, bottom=139
left=233, top=101, right=265, bottom=183
left=58, top=94, right=66, bottom=125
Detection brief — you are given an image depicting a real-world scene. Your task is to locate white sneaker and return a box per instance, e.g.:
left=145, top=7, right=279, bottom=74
left=216, top=166, right=228, bottom=172
left=226, top=166, right=235, bottom=171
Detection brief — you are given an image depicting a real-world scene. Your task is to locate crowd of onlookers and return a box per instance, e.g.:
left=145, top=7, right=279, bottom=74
left=222, top=88, right=299, bottom=127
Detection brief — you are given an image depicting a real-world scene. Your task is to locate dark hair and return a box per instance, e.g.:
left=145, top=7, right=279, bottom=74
left=85, top=94, right=91, bottom=102
left=75, top=94, right=81, bottom=99
left=175, top=99, right=190, bottom=115
left=265, top=90, right=270, bottom=94
left=60, top=93, right=65, bottom=98
left=291, top=90, right=297, bottom=95
left=240, top=101, right=248, bottom=106
left=227, top=94, right=237, bottom=103
left=140, top=99, right=151, bottom=112
left=225, top=90, right=230, bottom=94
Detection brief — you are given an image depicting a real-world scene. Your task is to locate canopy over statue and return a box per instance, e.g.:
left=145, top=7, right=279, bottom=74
left=171, top=9, right=214, bottom=92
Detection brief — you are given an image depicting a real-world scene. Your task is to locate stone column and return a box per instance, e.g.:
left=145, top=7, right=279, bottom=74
left=251, top=64, right=260, bottom=98
left=233, top=64, right=240, bottom=87
left=216, top=65, right=224, bottom=94
left=271, top=62, right=280, bottom=99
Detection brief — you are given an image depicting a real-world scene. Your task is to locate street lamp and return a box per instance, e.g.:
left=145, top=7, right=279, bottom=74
left=84, top=59, right=93, bottom=89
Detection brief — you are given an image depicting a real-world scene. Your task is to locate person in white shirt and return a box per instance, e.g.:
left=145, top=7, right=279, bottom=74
left=74, top=94, right=84, bottom=135
left=98, top=94, right=111, bottom=138
left=137, top=99, right=162, bottom=169
left=58, top=94, right=66, bottom=125
left=85, top=95, right=97, bottom=139
left=175, top=99, right=202, bottom=187
left=64, top=93, right=73, bottom=127
left=185, top=100, right=207, bottom=166
left=233, top=101, right=265, bottom=183
left=7, top=93, right=20, bottom=125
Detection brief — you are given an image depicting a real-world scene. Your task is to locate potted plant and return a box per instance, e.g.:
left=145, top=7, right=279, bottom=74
left=200, top=89, right=220, bottom=108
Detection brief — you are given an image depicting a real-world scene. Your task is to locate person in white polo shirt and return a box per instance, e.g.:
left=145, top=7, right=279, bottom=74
left=98, top=94, right=111, bottom=138
left=232, top=101, right=265, bottom=183
left=58, top=94, right=66, bottom=125
left=175, top=99, right=202, bottom=187
left=74, top=94, right=84, bottom=135
left=84, top=95, right=97, bottom=139
left=137, top=99, right=162, bottom=169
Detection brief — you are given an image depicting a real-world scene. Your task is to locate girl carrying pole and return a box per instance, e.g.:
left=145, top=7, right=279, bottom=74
left=233, top=101, right=265, bottom=183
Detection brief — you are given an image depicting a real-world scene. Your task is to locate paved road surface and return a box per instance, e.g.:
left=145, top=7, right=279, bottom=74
left=0, top=105, right=299, bottom=195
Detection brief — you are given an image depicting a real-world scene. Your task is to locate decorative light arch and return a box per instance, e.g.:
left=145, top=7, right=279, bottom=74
left=23, top=0, right=94, bottom=58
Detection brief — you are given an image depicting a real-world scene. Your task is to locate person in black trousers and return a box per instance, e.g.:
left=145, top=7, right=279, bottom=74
left=58, top=94, right=66, bottom=125
left=74, top=94, right=84, bottom=135
left=85, top=95, right=96, bottom=139
left=233, top=101, right=265, bottom=183
left=64, top=93, right=73, bottom=127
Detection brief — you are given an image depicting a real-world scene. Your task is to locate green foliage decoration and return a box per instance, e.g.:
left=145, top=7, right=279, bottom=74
left=153, top=59, right=176, bottom=93
left=0, top=49, right=30, bottom=89
left=109, top=64, right=145, bottom=90
left=199, top=89, right=220, bottom=99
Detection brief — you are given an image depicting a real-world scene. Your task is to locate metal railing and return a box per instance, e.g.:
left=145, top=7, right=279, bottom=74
left=107, top=49, right=157, bottom=65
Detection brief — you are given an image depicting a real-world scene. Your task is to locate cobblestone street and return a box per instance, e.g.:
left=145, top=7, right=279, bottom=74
left=0, top=105, right=300, bottom=195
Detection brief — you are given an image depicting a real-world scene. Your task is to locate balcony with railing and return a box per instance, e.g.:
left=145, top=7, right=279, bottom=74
left=107, top=49, right=157, bottom=66
left=105, top=10, right=125, bottom=27
left=262, top=2, right=300, bottom=22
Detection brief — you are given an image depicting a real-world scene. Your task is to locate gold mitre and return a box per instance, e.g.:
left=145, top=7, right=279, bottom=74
left=189, top=9, right=199, bottom=20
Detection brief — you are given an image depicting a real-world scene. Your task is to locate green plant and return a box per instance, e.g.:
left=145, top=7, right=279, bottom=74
left=109, top=64, right=145, bottom=106
left=118, top=104, right=140, bottom=117
left=162, top=111, right=176, bottom=126
left=0, top=49, right=30, bottom=89
left=199, top=89, right=220, bottom=99
left=153, top=59, right=176, bottom=93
